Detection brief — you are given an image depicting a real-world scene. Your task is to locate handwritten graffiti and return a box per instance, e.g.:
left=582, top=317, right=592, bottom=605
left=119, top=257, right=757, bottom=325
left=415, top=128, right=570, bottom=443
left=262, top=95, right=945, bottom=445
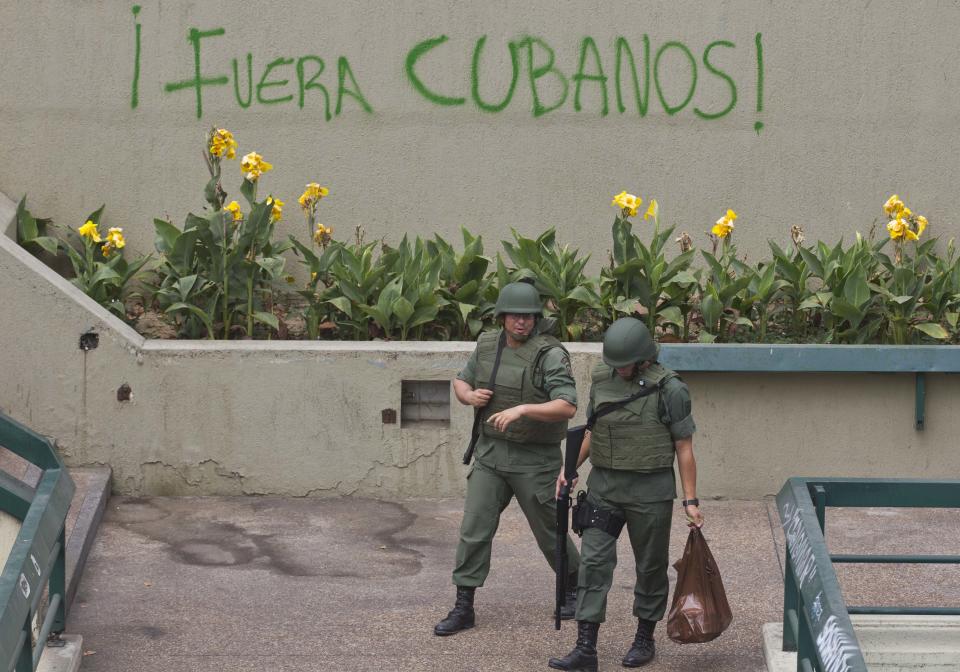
left=781, top=501, right=817, bottom=589
left=816, top=616, right=858, bottom=672
left=810, top=590, right=824, bottom=624
left=129, top=7, right=766, bottom=131
left=405, top=33, right=764, bottom=129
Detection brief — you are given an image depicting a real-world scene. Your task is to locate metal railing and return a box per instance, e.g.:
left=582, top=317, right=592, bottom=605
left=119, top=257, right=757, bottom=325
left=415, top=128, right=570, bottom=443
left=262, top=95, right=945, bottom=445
left=776, top=477, right=960, bottom=672
left=0, top=413, right=74, bottom=672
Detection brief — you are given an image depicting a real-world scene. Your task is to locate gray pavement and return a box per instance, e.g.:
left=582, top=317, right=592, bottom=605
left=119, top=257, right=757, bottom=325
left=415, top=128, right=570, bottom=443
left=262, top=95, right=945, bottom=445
left=66, top=496, right=960, bottom=672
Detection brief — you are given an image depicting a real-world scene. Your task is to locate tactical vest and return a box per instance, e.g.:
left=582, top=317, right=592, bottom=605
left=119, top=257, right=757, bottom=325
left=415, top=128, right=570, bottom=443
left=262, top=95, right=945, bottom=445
left=474, top=330, right=569, bottom=444
left=588, top=362, right=678, bottom=472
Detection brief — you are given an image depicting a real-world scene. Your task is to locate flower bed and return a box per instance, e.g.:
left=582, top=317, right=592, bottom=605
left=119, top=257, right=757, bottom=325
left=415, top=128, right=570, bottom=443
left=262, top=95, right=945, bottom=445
left=15, top=130, right=956, bottom=346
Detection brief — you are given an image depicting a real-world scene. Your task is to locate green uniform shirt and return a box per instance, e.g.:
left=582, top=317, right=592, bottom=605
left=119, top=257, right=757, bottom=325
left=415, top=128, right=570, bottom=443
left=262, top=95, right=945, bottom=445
left=585, top=368, right=695, bottom=502
left=458, top=343, right=578, bottom=473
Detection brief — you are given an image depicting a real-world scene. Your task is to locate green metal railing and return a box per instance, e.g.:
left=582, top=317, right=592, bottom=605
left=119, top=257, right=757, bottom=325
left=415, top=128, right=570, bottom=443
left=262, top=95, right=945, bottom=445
left=776, top=477, right=960, bottom=672
left=0, top=413, right=74, bottom=672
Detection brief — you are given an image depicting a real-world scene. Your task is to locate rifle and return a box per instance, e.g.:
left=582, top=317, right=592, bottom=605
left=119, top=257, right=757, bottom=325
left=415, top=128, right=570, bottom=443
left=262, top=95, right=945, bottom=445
left=462, top=331, right=506, bottom=465
left=555, top=423, right=586, bottom=629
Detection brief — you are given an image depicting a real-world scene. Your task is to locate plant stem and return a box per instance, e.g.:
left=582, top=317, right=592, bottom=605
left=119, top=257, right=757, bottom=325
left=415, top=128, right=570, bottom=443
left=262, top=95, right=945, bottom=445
left=246, top=272, right=254, bottom=337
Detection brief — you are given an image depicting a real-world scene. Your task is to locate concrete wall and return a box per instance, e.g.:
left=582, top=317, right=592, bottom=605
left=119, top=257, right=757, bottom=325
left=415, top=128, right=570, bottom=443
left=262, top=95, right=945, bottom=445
left=3, top=193, right=959, bottom=499
left=2, top=1, right=960, bottom=266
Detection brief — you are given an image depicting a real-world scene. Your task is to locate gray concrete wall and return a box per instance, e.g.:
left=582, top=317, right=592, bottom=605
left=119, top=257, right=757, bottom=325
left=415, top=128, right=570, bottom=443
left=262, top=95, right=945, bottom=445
left=2, top=1, right=960, bottom=265
left=3, top=193, right=958, bottom=499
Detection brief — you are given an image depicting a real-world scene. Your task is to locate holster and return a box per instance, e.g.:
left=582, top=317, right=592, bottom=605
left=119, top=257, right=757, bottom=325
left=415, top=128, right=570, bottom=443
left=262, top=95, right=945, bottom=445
left=572, top=491, right=627, bottom=539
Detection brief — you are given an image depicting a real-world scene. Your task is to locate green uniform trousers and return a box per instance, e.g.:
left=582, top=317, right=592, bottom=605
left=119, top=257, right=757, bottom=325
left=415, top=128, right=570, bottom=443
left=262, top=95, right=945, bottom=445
left=574, top=490, right=673, bottom=623
left=452, top=461, right=581, bottom=586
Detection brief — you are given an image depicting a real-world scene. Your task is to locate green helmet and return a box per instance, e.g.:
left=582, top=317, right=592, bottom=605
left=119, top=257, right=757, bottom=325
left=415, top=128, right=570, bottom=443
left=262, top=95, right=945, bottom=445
left=495, top=282, right=543, bottom=317
left=602, top=317, right=658, bottom=367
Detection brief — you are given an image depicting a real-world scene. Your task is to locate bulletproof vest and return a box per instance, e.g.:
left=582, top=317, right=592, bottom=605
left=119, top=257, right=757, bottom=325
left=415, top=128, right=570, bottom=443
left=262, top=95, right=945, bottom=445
left=588, top=361, right=677, bottom=472
left=474, top=330, right=569, bottom=444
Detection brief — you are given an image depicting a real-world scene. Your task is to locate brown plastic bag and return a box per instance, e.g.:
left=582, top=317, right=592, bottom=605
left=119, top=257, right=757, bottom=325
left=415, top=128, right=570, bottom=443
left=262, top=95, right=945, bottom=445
left=666, top=527, right=733, bottom=643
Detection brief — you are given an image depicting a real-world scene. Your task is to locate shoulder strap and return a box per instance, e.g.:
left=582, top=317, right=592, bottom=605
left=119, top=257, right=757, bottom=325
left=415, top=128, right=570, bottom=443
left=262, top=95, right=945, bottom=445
left=586, top=378, right=666, bottom=430
left=488, top=331, right=507, bottom=389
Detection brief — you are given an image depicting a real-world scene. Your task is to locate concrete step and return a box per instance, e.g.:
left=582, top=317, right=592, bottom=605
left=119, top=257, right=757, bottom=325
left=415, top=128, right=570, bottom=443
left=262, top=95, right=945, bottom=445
left=764, top=617, right=960, bottom=671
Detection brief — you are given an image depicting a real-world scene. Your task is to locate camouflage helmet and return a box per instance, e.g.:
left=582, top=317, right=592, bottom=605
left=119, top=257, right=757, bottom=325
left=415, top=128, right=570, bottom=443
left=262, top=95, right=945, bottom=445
left=602, top=317, right=658, bottom=367
left=494, top=281, right=543, bottom=317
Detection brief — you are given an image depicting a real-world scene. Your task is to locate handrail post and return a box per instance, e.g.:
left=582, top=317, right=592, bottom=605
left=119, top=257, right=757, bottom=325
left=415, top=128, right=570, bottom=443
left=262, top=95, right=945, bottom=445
left=50, top=528, right=66, bottom=634
left=782, top=549, right=798, bottom=652
left=812, top=485, right=827, bottom=536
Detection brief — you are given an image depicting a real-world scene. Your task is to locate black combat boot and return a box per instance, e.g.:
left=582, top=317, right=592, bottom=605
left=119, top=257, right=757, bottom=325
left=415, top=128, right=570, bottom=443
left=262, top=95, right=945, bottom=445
left=621, top=618, right=656, bottom=667
left=548, top=621, right=599, bottom=671
left=557, top=572, right=578, bottom=620
left=433, top=586, right=476, bottom=636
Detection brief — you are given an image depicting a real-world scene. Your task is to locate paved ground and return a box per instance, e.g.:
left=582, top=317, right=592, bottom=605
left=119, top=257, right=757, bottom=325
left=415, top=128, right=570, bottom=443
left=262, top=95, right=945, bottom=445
left=66, top=496, right=960, bottom=672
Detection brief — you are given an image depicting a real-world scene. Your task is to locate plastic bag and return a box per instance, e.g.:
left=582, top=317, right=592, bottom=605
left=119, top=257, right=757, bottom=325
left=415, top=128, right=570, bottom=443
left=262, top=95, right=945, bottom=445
left=666, top=527, right=733, bottom=644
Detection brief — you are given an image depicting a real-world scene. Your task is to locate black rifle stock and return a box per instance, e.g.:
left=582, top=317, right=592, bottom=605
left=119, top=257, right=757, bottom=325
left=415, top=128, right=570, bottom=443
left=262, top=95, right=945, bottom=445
left=462, top=410, right=482, bottom=465
left=555, top=424, right=586, bottom=629
left=462, top=331, right=506, bottom=466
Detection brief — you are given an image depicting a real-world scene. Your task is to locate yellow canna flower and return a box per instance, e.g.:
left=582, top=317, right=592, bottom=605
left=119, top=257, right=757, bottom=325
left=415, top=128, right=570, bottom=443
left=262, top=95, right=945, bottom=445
left=225, top=200, right=243, bottom=222
left=887, top=217, right=909, bottom=240
left=78, top=220, right=101, bottom=243
left=711, top=209, right=737, bottom=239
left=916, top=215, right=928, bottom=237
left=612, top=191, right=641, bottom=217
left=241, top=152, right=273, bottom=182
left=266, top=196, right=284, bottom=222
left=298, top=182, right=330, bottom=211
left=883, top=194, right=905, bottom=217
left=106, top=227, right=125, bottom=249
left=311, top=271, right=318, bottom=282
left=711, top=218, right=734, bottom=238
left=644, top=199, right=659, bottom=221
left=313, top=223, right=333, bottom=246
left=209, top=128, right=237, bottom=160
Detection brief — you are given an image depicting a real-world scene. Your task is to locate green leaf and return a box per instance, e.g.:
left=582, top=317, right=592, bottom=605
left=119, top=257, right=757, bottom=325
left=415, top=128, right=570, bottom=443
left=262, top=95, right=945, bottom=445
left=326, top=296, right=353, bottom=318
left=89, top=265, right=122, bottom=286
left=393, top=296, right=415, bottom=324
left=658, top=306, right=683, bottom=326
left=240, top=178, right=256, bottom=206
left=253, top=311, right=279, bottom=330
left=842, top=267, right=871, bottom=308
left=830, top=298, right=866, bottom=327
left=153, top=219, right=180, bottom=254
left=85, top=204, right=106, bottom=226
left=30, top=236, right=60, bottom=256
left=915, top=322, right=949, bottom=339
left=698, top=331, right=717, bottom=343
left=16, top=197, right=38, bottom=241
left=165, top=302, right=215, bottom=338
left=177, top=274, right=199, bottom=299
left=255, top=256, right=285, bottom=279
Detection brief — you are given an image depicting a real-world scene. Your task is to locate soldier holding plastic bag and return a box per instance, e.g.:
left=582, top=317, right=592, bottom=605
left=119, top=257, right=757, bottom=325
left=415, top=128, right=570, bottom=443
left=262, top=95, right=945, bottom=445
left=549, top=317, right=704, bottom=671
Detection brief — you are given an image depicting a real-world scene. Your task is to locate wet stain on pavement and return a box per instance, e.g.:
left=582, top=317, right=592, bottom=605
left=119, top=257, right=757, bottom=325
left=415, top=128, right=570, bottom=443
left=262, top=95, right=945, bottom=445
left=108, top=496, right=424, bottom=578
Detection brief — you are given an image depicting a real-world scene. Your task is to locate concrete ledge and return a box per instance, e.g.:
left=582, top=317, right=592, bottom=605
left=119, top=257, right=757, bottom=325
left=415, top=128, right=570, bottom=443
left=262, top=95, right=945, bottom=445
left=64, top=467, right=111, bottom=611
left=37, top=634, right=82, bottom=672
left=764, top=618, right=960, bottom=671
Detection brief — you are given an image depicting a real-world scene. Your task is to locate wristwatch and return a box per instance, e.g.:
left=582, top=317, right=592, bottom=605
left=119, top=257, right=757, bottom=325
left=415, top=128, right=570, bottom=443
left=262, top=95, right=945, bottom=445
left=682, top=498, right=699, bottom=507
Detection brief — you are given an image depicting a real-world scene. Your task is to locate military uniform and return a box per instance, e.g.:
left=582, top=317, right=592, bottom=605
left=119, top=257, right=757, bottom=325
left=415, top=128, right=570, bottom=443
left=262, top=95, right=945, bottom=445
left=549, top=316, right=699, bottom=671
left=453, top=328, right=581, bottom=587
left=575, top=360, right=695, bottom=624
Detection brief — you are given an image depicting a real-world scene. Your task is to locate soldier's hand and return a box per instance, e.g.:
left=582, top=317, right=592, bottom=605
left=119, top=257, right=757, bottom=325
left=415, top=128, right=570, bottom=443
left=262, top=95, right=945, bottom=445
left=486, top=406, right=524, bottom=432
left=684, top=504, right=704, bottom=528
left=555, top=471, right=579, bottom=499
left=469, top=388, right=493, bottom=408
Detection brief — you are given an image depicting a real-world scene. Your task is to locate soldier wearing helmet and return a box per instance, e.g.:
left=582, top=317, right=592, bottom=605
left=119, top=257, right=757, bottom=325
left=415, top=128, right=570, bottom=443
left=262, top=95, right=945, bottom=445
left=434, top=281, right=582, bottom=636
left=548, top=317, right=702, bottom=671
